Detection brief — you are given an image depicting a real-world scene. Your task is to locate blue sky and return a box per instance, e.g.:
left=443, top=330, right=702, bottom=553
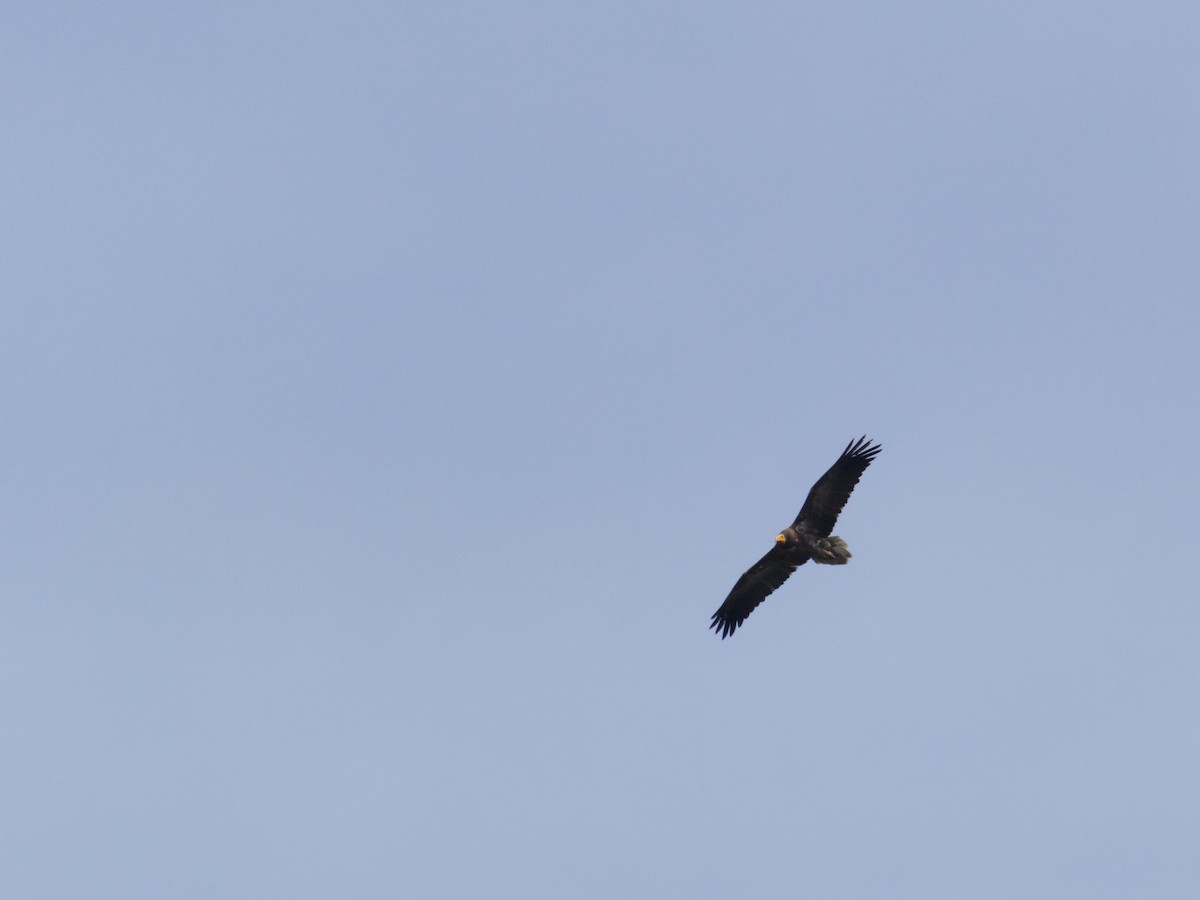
left=4, top=3, right=1199, bottom=897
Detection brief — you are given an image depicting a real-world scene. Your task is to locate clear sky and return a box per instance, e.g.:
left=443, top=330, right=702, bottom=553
left=4, top=3, right=1199, bottom=897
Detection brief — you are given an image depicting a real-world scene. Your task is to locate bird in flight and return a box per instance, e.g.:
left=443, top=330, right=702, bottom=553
left=710, top=436, right=882, bottom=639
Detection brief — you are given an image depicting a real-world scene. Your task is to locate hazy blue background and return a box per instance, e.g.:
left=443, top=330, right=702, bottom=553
left=4, top=2, right=1198, bottom=897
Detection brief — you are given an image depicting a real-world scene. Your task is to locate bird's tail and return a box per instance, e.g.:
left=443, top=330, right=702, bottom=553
left=811, top=536, right=851, bottom=565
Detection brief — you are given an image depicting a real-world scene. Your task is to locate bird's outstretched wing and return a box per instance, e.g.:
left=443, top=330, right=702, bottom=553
left=709, top=544, right=802, bottom=639
left=793, top=435, right=882, bottom=537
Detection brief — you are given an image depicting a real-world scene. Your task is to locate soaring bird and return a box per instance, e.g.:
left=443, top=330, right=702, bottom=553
left=710, top=436, right=882, bottom=639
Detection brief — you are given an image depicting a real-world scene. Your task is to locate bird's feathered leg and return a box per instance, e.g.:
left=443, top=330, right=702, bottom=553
left=810, top=536, right=851, bottom=564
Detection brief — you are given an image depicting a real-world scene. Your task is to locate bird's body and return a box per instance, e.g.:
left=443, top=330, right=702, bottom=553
left=710, top=436, right=881, bottom=639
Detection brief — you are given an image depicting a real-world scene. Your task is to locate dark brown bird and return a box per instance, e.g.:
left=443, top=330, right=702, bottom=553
left=710, top=436, right=882, bottom=639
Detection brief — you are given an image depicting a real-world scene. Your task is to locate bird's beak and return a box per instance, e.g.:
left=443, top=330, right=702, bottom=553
left=775, top=534, right=786, bottom=543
